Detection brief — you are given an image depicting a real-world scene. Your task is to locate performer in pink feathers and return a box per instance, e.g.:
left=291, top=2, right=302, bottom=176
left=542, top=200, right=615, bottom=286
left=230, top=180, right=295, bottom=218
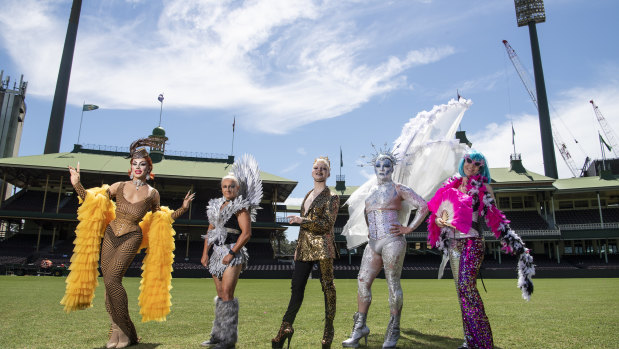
left=427, top=149, right=535, bottom=349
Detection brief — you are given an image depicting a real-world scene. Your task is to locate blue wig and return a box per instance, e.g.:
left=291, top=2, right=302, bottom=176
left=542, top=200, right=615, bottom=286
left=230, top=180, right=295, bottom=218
left=458, top=149, right=491, bottom=182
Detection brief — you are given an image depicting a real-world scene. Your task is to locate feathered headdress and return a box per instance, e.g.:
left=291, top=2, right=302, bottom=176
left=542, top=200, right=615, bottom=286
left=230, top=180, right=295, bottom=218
left=228, top=154, right=263, bottom=221
left=128, top=138, right=158, bottom=159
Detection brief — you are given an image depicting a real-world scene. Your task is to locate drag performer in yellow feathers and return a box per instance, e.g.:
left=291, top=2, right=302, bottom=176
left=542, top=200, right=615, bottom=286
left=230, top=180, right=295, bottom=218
left=60, top=139, right=195, bottom=349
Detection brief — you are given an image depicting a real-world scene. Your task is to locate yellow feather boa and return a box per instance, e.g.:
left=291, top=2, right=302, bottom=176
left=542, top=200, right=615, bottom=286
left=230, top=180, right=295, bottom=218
left=60, top=185, right=115, bottom=312
left=60, top=186, right=176, bottom=323
left=138, top=207, right=176, bottom=322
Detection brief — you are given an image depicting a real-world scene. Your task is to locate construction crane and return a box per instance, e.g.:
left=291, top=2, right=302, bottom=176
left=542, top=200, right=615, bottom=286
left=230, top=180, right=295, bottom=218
left=590, top=100, right=619, bottom=158
left=502, top=40, right=580, bottom=177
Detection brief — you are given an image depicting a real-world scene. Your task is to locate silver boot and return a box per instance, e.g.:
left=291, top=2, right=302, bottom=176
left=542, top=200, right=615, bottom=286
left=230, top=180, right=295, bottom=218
left=382, top=314, right=400, bottom=349
left=342, top=312, right=370, bottom=348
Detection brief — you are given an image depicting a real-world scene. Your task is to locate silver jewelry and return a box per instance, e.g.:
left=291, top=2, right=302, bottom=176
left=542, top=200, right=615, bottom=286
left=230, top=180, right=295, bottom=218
left=132, top=179, right=145, bottom=190
left=130, top=173, right=134, bottom=180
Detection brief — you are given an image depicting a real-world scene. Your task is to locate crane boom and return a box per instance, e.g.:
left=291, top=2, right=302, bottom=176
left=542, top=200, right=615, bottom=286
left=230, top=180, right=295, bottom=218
left=590, top=100, right=619, bottom=158
left=503, top=40, right=579, bottom=177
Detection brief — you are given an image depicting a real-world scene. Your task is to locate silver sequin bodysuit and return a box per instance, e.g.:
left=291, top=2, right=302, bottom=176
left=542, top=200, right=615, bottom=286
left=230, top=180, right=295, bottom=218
left=364, top=182, right=428, bottom=254
left=356, top=180, right=428, bottom=319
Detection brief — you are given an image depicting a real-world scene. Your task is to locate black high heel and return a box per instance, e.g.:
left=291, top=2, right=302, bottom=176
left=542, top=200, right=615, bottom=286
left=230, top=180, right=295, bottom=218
left=272, top=322, right=294, bottom=349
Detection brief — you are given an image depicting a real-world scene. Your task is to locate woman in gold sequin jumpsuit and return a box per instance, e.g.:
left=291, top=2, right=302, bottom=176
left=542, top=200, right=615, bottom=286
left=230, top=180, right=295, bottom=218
left=272, top=157, right=340, bottom=349
left=68, top=139, right=194, bottom=348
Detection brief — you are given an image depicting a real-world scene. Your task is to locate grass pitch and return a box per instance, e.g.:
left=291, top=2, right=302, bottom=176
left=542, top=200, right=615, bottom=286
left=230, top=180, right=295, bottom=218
left=0, top=276, right=617, bottom=348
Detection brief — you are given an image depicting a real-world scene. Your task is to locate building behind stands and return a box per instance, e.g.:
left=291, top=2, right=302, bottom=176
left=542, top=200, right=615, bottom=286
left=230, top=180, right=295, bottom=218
left=1, top=126, right=618, bottom=278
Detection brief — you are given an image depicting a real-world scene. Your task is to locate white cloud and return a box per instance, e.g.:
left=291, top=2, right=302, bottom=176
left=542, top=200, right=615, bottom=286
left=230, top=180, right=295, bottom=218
left=281, top=162, right=300, bottom=174
left=296, top=147, right=307, bottom=155
left=359, top=168, right=374, bottom=180
left=0, top=0, right=454, bottom=134
left=468, top=83, right=619, bottom=178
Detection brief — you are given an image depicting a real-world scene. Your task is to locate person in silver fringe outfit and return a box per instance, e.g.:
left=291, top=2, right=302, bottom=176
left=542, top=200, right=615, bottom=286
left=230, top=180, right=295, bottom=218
left=342, top=153, right=428, bottom=348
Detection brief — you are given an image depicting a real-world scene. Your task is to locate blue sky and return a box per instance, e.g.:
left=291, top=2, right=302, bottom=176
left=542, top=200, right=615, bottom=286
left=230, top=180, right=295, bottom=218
left=1, top=0, right=618, bottom=228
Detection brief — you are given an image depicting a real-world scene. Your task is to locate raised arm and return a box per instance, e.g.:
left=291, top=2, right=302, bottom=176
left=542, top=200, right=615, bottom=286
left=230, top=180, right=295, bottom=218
left=68, top=163, right=87, bottom=200
left=69, top=163, right=118, bottom=200
left=171, top=190, right=195, bottom=220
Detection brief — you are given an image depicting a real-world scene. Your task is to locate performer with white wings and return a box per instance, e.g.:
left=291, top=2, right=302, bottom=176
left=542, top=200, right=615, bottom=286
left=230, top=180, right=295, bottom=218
left=200, top=154, right=263, bottom=349
left=342, top=99, right=471, bottom=348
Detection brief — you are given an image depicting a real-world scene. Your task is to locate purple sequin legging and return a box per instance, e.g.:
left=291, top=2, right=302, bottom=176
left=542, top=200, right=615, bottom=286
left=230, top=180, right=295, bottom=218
left=449, top=237, right=493, bottom=349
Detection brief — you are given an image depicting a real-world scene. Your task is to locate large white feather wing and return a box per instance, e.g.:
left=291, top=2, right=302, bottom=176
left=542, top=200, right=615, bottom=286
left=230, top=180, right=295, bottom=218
left=342, top=98, right=471, bottom=249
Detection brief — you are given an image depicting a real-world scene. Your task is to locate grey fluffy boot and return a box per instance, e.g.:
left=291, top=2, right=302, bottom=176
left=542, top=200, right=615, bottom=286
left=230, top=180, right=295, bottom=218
left=213, top=298, right=239, bottom=349
left=201, top=297, right=223, bottom=347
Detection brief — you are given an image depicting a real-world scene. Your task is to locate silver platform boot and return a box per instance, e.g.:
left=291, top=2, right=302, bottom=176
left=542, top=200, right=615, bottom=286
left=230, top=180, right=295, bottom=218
left=342, top=312, right=370, bottom=348
left=382, top=314, right=400, bottom=349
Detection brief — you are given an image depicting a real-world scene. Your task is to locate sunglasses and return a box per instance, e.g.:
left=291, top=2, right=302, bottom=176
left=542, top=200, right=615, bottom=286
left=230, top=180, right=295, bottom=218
left=465, top=157, right=484, bottom=167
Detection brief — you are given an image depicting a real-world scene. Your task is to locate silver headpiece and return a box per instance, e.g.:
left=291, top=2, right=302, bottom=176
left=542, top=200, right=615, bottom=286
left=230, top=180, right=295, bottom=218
left=359, top=143, right=401, bottom=167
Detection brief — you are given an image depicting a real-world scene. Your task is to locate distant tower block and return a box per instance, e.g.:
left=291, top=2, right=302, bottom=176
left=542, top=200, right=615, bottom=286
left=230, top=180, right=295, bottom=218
left=513, top=0, right=558, bottom=178
left=0, top=72, right=28, bottom=200
left=148, top=126, right=168, bottom=163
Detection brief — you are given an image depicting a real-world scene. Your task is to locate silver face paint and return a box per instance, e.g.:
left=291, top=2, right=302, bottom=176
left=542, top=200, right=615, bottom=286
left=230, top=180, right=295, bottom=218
left=374, top=157, right=394, bottom=183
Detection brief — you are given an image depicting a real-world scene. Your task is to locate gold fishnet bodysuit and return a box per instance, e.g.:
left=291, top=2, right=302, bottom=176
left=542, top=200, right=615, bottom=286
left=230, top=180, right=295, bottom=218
left=74, top=181, right=186, bottom=343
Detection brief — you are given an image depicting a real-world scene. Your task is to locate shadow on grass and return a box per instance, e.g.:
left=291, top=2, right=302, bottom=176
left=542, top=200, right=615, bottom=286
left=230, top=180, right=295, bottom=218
left=93, top=343, right=161, bottom=349
left=363, top=328, right=503, bottom=349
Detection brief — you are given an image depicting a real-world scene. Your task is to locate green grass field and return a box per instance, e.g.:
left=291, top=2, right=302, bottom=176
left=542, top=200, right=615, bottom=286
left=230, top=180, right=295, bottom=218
left=0, top=276, right=618, bottom=348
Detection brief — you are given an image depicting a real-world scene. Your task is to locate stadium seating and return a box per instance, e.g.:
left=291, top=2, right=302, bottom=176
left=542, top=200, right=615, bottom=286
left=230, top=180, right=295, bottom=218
left=555, top=208, right=619, bottom=225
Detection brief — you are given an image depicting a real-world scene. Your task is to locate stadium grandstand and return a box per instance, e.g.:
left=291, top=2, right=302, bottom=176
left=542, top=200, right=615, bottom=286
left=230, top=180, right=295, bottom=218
left=322, top=151, right=619, bottom=278
left=1, top=129, right=618, bottom=279
left=0, top=127, right=296, bottom=277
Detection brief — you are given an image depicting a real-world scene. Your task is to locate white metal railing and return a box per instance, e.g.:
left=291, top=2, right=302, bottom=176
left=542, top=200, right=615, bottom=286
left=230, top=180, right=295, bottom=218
left=333, top=227, right=343, bottom=234
left=483, top=229, right=560, bottom=237
left=558, top=222, right=619, bottom=230
left=275, top=217, right=289, bottom=224
left=80, top=144, right=228, bottom=159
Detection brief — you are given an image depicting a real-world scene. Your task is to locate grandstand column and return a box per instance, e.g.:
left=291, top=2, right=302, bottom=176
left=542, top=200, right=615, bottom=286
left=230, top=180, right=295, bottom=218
left=36, top=175, right=50, bottom=252
left=36, top=226, right=42, bottom=252
left=597, top=192, right=604, bottom=228
left=188, top=184, right=194, bottom=220
left=41, top=175, right=49, bottom=213
left=548, top=242, right=552, bottom=259
left=50, top=227, right=56, bottom=252
left=185, top=230, right=190, bottom=261
left=550, top=195, right=556, bottom=228
left=185, top=183, right=194, bottom=261
left=604, top=239, right=608, bottom=263
left=1, top=172, right=6, bottom=202
left=52, top=176, right=63, bottom=252
left=498, top=245, right=502, bottom=264
left=556, top=244, right=560, bottom=264
left=56, top=176, right=63, bottom=215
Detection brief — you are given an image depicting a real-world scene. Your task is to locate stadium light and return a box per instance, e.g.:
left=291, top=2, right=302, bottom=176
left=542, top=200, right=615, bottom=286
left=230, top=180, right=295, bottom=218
left=514, top=0, right=546, bottom=27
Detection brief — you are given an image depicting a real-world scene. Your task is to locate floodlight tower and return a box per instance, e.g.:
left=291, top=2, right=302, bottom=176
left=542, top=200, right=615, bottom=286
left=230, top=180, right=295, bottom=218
left=514, top=0, right=557, bottom=178
left=44, top=0, right=82, bottom=154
